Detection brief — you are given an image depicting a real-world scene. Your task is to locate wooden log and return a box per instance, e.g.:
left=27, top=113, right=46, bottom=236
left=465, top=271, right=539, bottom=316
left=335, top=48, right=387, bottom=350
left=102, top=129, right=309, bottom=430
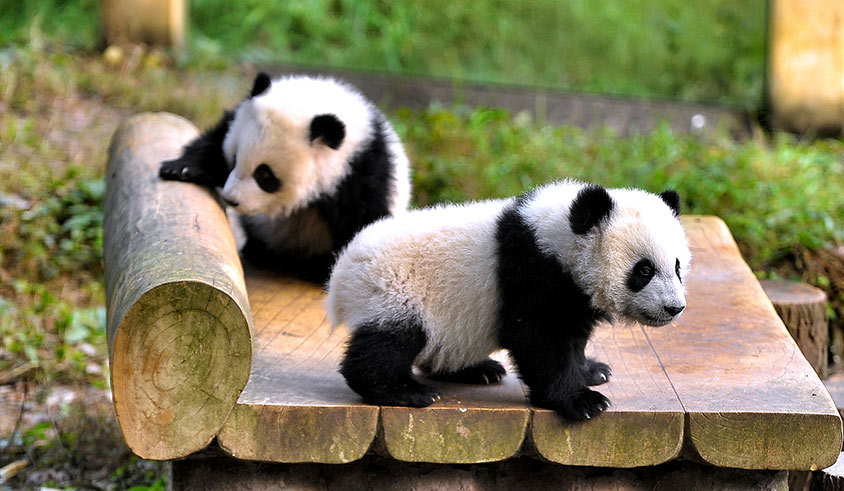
left=767, top=0, right=844, bottom=135
left=101, top=0, right=186, bottom=50
left=104, top=112, right=253, bottom=460
left=761, top=280, right=828, bottom=378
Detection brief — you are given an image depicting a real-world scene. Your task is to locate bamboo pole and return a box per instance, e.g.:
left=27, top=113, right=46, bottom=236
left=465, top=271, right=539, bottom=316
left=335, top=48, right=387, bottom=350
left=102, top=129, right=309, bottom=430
left=104, top=113, right=253, bottom=460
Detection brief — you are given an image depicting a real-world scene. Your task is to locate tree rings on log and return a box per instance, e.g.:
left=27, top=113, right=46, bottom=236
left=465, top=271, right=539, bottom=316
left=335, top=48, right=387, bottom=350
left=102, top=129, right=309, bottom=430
left=104, top=113, right=253, bottom=460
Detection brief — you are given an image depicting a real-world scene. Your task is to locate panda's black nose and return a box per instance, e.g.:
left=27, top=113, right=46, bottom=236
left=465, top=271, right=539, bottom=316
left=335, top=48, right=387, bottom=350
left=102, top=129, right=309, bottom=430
left=664, top=305, right=685, bottom=316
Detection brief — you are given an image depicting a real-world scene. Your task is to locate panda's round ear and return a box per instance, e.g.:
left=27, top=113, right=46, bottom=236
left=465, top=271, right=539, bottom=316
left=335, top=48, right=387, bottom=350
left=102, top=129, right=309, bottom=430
left=250, top=72, right=272, bottom=98
left=659, top=190, right=681, bottom=217
left=310, top=114, right=346, bottom=150
left=569, top=185, right=614, bottom=235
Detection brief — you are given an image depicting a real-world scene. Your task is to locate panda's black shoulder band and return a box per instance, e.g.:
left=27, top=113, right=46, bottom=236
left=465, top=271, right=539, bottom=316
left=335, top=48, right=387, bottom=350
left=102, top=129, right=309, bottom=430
left=569, top=185, right=614, bottom=235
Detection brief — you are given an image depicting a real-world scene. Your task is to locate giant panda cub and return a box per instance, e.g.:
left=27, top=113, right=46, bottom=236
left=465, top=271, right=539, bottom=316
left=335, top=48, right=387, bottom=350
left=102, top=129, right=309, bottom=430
left=159, top=73, right=411, bottom=282
left=326, top=181, right=691, bottom=421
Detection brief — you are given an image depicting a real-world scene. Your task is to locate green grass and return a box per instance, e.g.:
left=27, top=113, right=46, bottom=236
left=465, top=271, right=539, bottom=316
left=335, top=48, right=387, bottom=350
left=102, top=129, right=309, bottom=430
left=1, top=0, right=766, bottom=105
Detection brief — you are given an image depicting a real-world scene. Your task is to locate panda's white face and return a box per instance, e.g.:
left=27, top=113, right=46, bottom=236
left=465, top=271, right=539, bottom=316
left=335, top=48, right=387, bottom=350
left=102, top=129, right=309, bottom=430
left=526, top=182, right=691, bottom=327
left=219, top=75, right=373, bottom=217
left=221, top=102, right=314, bottom=216
left=588, top=190, right=691, bottom=327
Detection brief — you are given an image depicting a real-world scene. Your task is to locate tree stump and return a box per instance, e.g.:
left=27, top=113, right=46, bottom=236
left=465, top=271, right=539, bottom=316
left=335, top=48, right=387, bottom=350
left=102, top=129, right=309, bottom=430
left=104, top=113, right=253, bottom=460
left=761, top=280, right=828, bottom=378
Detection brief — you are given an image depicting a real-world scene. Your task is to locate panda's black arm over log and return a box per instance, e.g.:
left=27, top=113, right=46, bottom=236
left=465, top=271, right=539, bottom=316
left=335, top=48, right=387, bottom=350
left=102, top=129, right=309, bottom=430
left=158, top=110, right=234, bottom=188
left=158, top=73, right=272, bottom=188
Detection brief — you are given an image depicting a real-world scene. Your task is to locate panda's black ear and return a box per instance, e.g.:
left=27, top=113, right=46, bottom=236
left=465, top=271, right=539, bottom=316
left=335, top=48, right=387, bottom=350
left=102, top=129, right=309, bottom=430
left=569, top=185, right=614, bottom=235
left=310, top=114, right=346, bottom=150
left=659, top=190, right=681, bottom=217
left=250, top=72, right=272, bottom=98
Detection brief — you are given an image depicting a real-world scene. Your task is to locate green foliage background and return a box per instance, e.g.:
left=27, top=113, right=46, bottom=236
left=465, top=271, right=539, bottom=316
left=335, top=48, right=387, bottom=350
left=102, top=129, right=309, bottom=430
left=0, top=0, right=766, bottom=105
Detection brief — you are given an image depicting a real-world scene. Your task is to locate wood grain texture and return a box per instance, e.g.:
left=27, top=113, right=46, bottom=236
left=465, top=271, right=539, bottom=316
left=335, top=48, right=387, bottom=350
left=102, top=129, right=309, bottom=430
left=648, top=216, right=842, bottom=470
left=379, top=351, right=530, bottom=463
left=761, top=280, right=828, bottom=377
left=531, top=322, right=684, bottom=467
left=104, top=113, right=253, bottom=460
left=217, top=269, right=379, bottom=463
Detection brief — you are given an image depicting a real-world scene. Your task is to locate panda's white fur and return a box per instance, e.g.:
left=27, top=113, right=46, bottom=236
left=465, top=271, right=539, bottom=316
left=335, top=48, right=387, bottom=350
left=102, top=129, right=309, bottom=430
left=327, top=180, right=691, bottom=419
left=159, top=73, right=411, bottom=282
left=328, top=198, right=508, bottom=372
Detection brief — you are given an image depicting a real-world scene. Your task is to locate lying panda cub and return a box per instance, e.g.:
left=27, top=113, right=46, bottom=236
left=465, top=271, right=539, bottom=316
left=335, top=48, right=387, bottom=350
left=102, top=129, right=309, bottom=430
left=159, top=73, right=411, bottom=282
left=327, top=180, right=691, bottom=420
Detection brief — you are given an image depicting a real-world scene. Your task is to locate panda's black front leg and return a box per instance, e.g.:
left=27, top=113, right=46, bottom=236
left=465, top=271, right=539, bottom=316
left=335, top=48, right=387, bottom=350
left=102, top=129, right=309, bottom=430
left=583, top=358, right=612, bottom=386
left=159, top=110, right=234, bottom=188
left=508, top=341, right=610, bottom=421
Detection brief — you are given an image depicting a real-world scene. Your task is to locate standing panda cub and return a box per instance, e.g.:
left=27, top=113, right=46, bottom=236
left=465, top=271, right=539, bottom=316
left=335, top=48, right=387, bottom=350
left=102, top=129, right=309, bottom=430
left=326, top=181, right=691, bottom=421
left=159, top=73, right=411, bottom=282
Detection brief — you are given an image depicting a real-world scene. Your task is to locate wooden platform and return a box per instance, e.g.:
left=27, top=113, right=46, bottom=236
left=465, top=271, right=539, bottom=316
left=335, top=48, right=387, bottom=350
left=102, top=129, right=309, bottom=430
left=103, top=114, right=841, bottom=476
left=216, top=216, right=842, bottom=470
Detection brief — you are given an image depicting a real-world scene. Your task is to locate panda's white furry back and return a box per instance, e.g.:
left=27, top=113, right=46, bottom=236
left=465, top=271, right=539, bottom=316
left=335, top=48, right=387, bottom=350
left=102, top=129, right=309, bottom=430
left=160, top=73, right=410, bottom=282
left=327, top=180, right=691, bottom=420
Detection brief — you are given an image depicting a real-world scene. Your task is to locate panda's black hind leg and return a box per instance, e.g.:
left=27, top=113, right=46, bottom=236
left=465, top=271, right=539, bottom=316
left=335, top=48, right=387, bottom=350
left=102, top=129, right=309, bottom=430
left=425, top=358, right=506, bottom=384
left=583, top=358, right=612, bottom=386
left=340, top=321, right=440, bottom=408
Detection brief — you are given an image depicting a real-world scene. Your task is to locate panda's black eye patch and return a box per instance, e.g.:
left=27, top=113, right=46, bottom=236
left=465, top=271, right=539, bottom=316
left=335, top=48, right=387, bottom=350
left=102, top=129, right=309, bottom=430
left=675, top=258, right=682, bottom=282
left=626, top=259, right=655, bottom=292
left=253, top=163, right=281, bottom=193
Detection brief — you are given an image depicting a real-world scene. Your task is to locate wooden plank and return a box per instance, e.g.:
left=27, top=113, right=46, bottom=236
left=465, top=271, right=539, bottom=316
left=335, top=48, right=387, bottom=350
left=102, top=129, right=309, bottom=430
left=217, top=269, right=378, bottom=463
left=531, top=322, right=684, bottom=467
left=104, top=113, right=253, bottom=460
left=647, top=216, right=842, bottom=470
left=379, top=351, right=530, bottom=463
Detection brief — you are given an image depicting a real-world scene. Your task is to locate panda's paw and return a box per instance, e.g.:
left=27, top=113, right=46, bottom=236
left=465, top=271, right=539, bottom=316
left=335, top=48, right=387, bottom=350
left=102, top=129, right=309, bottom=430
left=159, top=157, right=201, bottom=183
left=583, top=358, right=612, bottom=386
left=392, top=383, right=441, bottom=408
left=426, top=358, right=506, bottom=385
left=544, top=389, right=610, bottom=421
